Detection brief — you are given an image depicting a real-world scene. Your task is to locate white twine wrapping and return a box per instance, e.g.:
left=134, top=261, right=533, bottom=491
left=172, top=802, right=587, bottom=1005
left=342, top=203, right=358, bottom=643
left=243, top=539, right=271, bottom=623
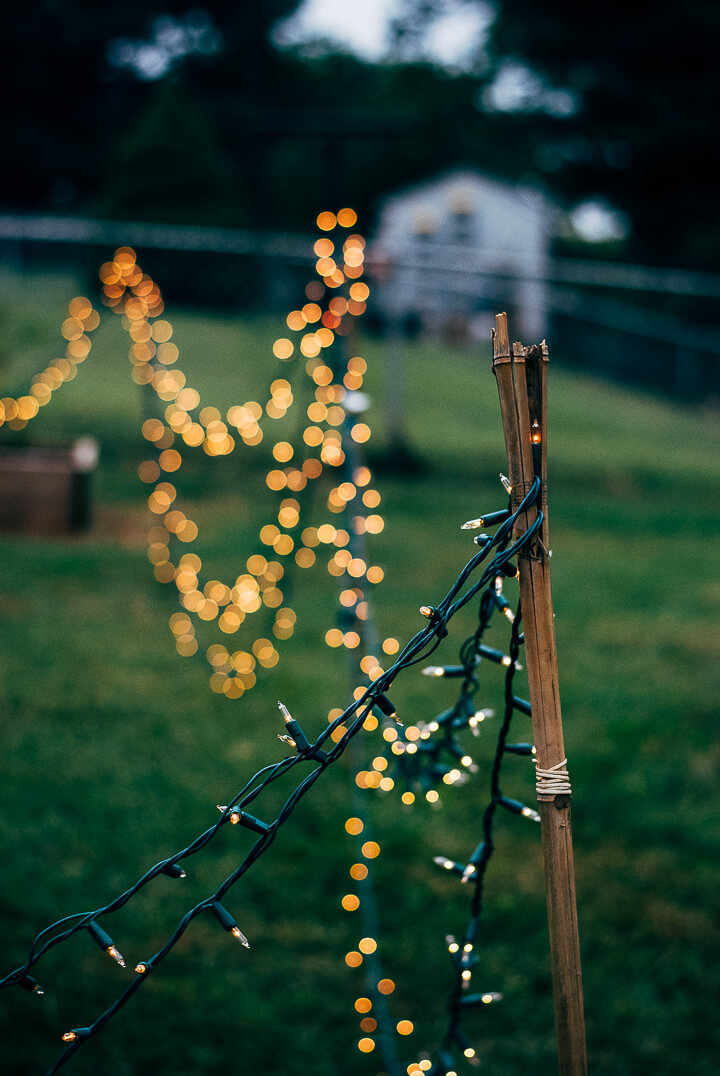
left=535, top=757, right=572, bottom=797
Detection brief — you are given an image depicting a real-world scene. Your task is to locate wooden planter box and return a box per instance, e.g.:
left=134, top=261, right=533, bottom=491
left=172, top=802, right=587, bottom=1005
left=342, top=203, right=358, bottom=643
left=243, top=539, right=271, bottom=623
left=0, top=438, right=99, bottom=535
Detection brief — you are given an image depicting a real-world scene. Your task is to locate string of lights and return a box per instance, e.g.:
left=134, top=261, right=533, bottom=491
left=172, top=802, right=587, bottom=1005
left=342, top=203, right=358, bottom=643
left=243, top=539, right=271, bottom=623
left=99, top=216, right=381, bottom=699
left=1, top=210, right=384, bottom=700
left=345, top=497, right=539, bottom=1075
left=0, top=294, right=101, bottom=430
left=1, top=477, right=543, bottom=1075
left=419, top=593, right=534, bottom=1076
left=327, top=345, right=406, bottom=1073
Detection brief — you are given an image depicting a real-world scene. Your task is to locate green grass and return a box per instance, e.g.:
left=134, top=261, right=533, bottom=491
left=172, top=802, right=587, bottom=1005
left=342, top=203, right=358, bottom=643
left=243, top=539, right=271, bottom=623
left=1, top=270, right=719, bottom=1076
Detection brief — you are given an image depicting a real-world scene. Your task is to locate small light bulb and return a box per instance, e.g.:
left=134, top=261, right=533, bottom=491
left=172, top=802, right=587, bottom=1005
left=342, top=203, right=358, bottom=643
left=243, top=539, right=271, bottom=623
left=107, top=945, right=126, bottom=968
left=278, top=700, right=293, bottom=724
left=135, top=962, right=148, bottom=975
left=482, top=992, right=502, bottom=1004
left=61, top=1027, right=89, bottom=1043
left=278, top=733, right=297, bottom=748
left=521, top=806, right=541, bottom=823
left=463, top=943, right=473, bottom=953
left=422, top=665, right=445, bottom=677
left=464, top=1047, right=476, bottom=1058
left=462, top=969, right=472, bottom=981
left=419, top=604, right=433, bottom=618
left=499, top=473, right=513, bottom=494
left=531, top=420, right=541, bottom=444
left=19, top=974, right=43, bottom=995
left=231, top=926, right=251, bottom=949
left=461, top=864, right=476, bottom=883
left=448, top=942, right=459, bottom=954
left=161, top=862, right=186, bottom=879
left=461, top=755, right=473, bottom=767
left=462, top=509, right=511, bottom=530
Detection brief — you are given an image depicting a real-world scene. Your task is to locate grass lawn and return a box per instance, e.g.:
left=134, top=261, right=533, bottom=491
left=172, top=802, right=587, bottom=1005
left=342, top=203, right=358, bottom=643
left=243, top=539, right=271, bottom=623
left=1, top=269, right=719, bottom=1076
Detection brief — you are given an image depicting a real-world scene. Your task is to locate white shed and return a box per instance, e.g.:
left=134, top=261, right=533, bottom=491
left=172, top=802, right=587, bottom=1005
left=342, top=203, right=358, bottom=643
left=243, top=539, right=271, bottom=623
left=371, top=169, right=552, bottom=341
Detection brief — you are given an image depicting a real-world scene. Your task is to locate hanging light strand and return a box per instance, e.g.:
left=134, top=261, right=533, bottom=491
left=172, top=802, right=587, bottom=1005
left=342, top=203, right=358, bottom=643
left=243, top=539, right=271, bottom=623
left=0, top=481, right=543, bottom=1075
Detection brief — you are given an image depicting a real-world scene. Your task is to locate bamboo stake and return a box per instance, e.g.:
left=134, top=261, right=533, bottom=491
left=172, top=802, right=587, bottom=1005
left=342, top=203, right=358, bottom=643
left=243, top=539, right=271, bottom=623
left=492, top=313, right=587, bottom=1076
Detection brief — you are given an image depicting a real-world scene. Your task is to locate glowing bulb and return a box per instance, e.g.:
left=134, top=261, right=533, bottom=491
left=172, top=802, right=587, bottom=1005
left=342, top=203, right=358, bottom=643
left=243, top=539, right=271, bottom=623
left=87, top=920, right=125, bottom=967
left=422, top=666, right=445, bottom=677
left=462, top=969, right=472, bottom=981
left=61, top=1027, right=89, bottom=1043
left=499, top=473, right=513, bottom=494
left=135, top=962, right=148, bottom=974
left=482, top=992, right=502, bottom=1004
left=531, top=420, right=541, bottom=444
left=107, top=945, right=126, bottom=967
left=464, top=1048, right=476, bottom=1058
left=521, top=806, right=542, bottom=823
left=419, top=605, right=434, bottom=618
left=211, top=901, right=251, bottom=948
left=231, top=926, right=251, bottom=948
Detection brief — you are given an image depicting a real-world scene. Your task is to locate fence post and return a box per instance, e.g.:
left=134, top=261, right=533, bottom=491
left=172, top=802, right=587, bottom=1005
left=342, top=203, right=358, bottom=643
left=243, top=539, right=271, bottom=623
left=492, top=312, right=587, bottom=1076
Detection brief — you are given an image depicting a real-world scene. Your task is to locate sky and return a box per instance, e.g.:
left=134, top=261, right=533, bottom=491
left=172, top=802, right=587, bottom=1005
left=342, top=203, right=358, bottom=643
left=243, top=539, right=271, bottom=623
left=274, top=0, right=492, bottom=68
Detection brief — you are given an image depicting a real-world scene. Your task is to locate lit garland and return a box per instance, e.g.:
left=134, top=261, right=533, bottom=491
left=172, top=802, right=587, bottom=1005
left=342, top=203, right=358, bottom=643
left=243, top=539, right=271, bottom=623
left=0, top=477, right=543, bottom=1074
left=411, top=582, right=538, bottom=1076
left=1, top=210, right=385, bottom=698
left=0, top=296, right=101, bottom=430
left=3, top=219, right=550, bottom=1075
left=102, top=214, right=384, bottom=697
left=324, top=360, right=412, bottom=1069
left=343, top=495, right=542, bottom=1076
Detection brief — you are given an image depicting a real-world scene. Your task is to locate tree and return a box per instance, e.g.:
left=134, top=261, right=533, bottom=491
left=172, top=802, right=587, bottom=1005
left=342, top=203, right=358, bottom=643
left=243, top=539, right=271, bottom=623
left=390, top=0, right=720, bottom=267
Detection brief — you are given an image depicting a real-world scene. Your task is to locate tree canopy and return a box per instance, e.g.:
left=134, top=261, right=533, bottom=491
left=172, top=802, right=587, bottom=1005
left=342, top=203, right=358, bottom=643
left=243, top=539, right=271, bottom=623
left=2, top=1, right=717, bottom=266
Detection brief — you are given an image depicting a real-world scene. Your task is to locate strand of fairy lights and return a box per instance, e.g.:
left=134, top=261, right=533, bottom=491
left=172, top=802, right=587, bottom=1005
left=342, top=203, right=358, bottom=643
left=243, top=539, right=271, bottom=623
left=0, top=296, right=101, bottom=430
left=1, top=477, right=543, bottom=1075
left=100, top=213, right=382, bottom=698
left=3, top=223, right=548, bottom=1075
left=325, top=354, right=407, bottom=1072
left=344, top=486, right=542, bottom=1076
left=417, top=585, right=536, bottom=1076
left=2, top=212, right=396, bottom=1064
left=0, top=210, right=386, bottom=700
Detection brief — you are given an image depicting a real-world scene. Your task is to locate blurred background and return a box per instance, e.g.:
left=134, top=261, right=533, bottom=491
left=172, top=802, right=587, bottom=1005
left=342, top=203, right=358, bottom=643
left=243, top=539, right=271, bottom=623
left=1, top=2, right=719, bottom=1075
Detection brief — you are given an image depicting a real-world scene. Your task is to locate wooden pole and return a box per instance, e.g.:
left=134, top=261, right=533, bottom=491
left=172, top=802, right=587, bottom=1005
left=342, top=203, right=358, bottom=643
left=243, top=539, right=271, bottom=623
left=492, top=313, right=587, bottom=1076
